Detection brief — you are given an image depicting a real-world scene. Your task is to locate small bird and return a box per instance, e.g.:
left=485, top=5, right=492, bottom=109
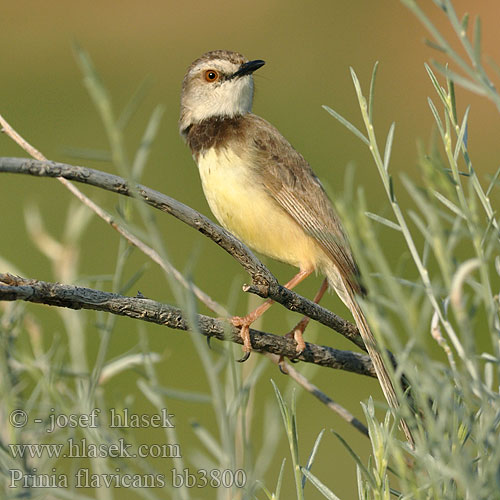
left=179, top=50, right=412, bottom=444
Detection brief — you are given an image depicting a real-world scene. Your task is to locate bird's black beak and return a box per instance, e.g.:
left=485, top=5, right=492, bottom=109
left=231, top=59, right=265, bottom=79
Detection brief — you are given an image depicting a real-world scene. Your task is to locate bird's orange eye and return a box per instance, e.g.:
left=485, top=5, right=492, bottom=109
left=204, top=70, right=219, bottom=82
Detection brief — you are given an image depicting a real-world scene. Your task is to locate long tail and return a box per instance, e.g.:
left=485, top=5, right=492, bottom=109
left=328, top=269, right=415, bottom=447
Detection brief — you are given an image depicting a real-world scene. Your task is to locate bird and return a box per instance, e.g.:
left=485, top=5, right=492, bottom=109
left=179, top=50, right=413, bottom=444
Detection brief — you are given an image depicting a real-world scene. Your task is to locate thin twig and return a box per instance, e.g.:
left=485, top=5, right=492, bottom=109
left=266, top=353, right=369, bottom=437
left=0, top=114, right=227, bottom=316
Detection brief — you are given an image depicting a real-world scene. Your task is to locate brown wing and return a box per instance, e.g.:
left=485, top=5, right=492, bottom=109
left=246, top=114, right=363, bottom=293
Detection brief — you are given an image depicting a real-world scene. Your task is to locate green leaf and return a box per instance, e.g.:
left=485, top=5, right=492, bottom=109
left=302, top=429, right=325, bottom=489
left=117, top=76, right=154, bottom=131
left=132, top=104, right=165, bottom=180
left=432, top=190, right=465, bottom=218
left=350, top=67, right=363, bottom=101
left=461, top=12, right=469, bottom=32
left=433, top=62, right=487, bottom=96
left=383, top=122, right=396, bottom=171
left=425, top=38, right=447, bottom=52
left=100, top=352, right=160, bottom=383
left=137, top=378, right=165, bottom=409
left=427, top=97, right=445, bottom=139
left=473, top=16, right=482, bottom=65
left=271, top=379, right=289, bottom=429
left=256, top=482, right=273, bottom=500
left=365, top=212, right=401, bottom=231
left=485, top=166, right=500, bottom=197
left=275, top=458, right=287, bottom=499
left=425, top=63, right=448, bottom=105
left=190, top=420, right=224, bottom=462
left=448, top=76, right=458, bottom=124
left=271, top=381, right=303, bottom=500
left=408, top=210, right=433, bottom=244
left=152, top=386, right=211, bottom=404
left=453, top=106, right=470, bottom=162
left=300, top=468, right=341, bottom=500
left=322, top=105, right=369, bottom=145
left=368, top=61, right=379, bottom=124
left=389, top=175, right=396, bottom=203
left=331, top=430, right=377, bottom=488
left=73, top=41, right=114, bottom=121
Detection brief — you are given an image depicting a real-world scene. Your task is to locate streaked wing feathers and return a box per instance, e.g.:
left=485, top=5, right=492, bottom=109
left=248, top=114, right=363, bottom=293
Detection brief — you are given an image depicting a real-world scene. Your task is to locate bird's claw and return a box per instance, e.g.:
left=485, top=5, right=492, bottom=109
left=278, top=361, right=288, bottom=375
left=231, top=319, right=253, bottom=363
left=236, top=350, right=251, bottom=363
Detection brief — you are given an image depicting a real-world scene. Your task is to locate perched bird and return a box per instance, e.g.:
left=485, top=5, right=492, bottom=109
left=179, top=50, right=413, bottom=444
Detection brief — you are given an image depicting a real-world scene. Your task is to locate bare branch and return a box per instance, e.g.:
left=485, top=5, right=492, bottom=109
left=0, top=115, right=227, bottom=317
left=0, top=156, right=365, bottom=350
left=0, top=273, right=375, bottom=377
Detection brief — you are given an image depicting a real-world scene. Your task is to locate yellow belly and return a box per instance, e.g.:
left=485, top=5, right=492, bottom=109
left=197, top=147, right=320, bottom=271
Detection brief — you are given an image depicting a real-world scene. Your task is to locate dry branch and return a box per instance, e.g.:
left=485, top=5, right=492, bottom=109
left=0, top=156, right=365, bottom=351
left=0, top=273, right=375, bottom=377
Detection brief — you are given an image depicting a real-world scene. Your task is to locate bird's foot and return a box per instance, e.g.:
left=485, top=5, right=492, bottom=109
left=286, top=326, right=306, bottom=359
left=278, top=326, right=306, bottom=373
left=230, top=316, right=253, bottom=362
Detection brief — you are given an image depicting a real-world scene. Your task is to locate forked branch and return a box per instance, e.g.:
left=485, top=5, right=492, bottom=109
left=0, top=156, right=365, bottom=351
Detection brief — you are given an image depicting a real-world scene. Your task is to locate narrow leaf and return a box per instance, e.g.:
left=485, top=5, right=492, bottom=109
left=453, top=106, right=470, bottom=162
left=300, top=468, right=341, bottom=500
left=271, top=380, right=289, bottom=428
left=432, top=190, right=465, bottom=218
left=433, top=62, right=487, bottom=96
left=480, top=352, right=500, bottom=363
left=302, top=429, right=325, bottom=489
left=73, top=41, right=112, bottom=115
left=409, top=210, right=433, bottom=244
left=331, top=430, right=376, bottom=488
left=389, top=175, right=396, bottom=203
left=425, top=63, right=448, bottom=104
left=137, top=379, right=165, bottom=409
left=257, top=482, right=273, bottom=500
left=368, top=61, right=379, bottom=123
left=461, top=12, right=469, bottom=32
left=443, top=168, right=469, bottom=177
left=275, top=458, right=287, bottom=499
left=486, top=56, right=500, bottom=78
left=132, top=104, right=165, bottom=180
left=473, top=16, right=482, bottom=65
left=486, top=166, right=500, bottom=197
left=427, top=97, right=445, bottom=139
left=350, top=67, right=363, bottom=98
left=190, top=421, right=224, bottom=462
left=355, top=465, right=367, bottom=499
left=425, top=38, right=447, bottom=52
left=154, top=386, right=211, bottom=404
left=383, top=122, right=395, bottom=171
left=448, top=76, right=458, bottom=124
left=365, top=212, right=402, bottom=231
left=117, top=76, right=154, bottom=131
left=322, top=105, right=369, bottom=145
left=481, top=213, right=497, bottom=248
left=100, top=353, right=160, bottom=383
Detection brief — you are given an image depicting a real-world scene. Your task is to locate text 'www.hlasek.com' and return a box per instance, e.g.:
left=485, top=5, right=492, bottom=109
left=8, top=408, right=247, bottom=489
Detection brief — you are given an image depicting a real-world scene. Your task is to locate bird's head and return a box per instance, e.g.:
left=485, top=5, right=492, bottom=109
left=179, top=50, right=265, bottom=136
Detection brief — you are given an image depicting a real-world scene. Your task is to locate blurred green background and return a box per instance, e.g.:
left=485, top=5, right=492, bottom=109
left=1, top=1, right=500, bottom=498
